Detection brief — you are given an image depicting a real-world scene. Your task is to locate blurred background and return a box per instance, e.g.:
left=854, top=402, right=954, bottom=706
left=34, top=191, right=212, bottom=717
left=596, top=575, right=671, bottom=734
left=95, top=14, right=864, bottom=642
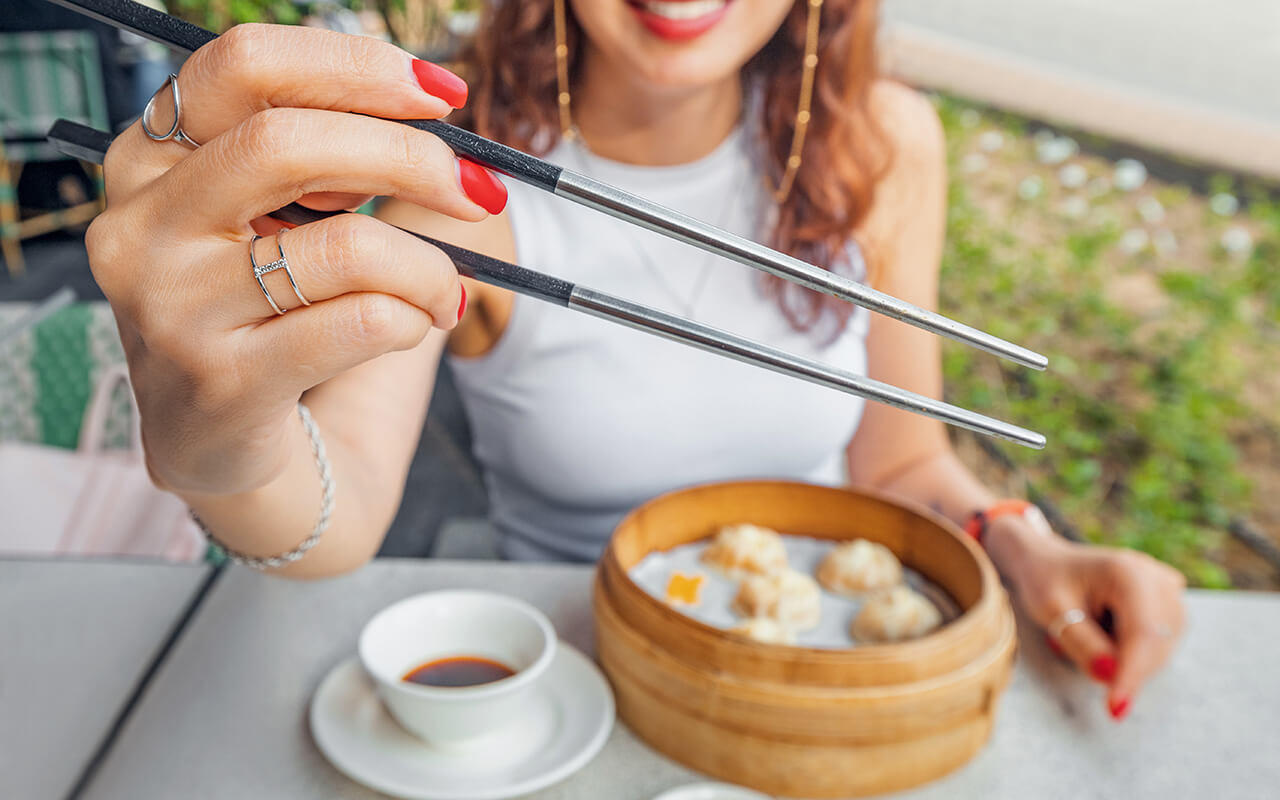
left=1, top=0, right=1277, bottom=588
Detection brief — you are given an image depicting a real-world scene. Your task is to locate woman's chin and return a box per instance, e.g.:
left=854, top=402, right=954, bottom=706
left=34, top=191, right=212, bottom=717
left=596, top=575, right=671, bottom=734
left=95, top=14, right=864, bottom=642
left=608, top=21, right=769, bottom=91
left=623, top=54, right=740, bottom=93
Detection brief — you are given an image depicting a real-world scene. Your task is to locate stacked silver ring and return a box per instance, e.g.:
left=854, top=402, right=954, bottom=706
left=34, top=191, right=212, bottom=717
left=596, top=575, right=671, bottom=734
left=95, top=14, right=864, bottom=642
left=250, top=231, right=311, bottom=315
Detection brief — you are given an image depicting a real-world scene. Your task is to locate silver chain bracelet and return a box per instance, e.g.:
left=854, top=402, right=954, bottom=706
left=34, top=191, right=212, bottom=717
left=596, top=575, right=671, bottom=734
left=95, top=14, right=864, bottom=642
left=190, top=402, right=335, bottom=570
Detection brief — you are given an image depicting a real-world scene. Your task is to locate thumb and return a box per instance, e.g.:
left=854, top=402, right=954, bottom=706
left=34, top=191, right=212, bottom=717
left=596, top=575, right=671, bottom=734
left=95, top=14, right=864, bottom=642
left=1108, top=623, right=1169, bottom=721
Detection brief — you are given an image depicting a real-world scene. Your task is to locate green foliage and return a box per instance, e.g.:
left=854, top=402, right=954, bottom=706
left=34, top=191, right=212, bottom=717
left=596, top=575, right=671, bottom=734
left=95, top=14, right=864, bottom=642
left=170, top=0, right=301, bottom=30
left=934, top=96, right=1279, bottom=587
left=1245, top=198, right=1280, bottom=320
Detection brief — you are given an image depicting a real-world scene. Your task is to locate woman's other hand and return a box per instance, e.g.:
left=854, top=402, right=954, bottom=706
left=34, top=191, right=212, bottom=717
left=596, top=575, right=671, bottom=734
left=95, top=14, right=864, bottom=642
left=986, top=516, right=1187, bottom=720
left=86, top=24, right=502, bottom=497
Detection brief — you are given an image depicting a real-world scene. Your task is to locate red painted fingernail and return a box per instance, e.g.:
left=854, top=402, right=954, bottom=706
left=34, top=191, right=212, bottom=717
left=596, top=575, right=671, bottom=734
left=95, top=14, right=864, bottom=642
left=412, top=59, right=468, bottom=109
left=1046, top=636, right=1065, bottom=657
left=458, top=159, right=507, bottom=215
left=457, top=284, right=467, bottom=323
left=1090, top=654, right=1117, bottom=683
left=1108, top=697, right=1130, bottom=720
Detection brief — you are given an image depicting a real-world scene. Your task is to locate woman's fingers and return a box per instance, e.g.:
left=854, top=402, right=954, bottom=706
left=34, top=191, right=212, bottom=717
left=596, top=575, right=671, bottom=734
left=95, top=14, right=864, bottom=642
left=246, top=291, right=438, bottom=401
left=1050, top=611, right=1118, bottom=686
left=102, top=124, right=172, bottom=204
left=227, top=214, right=462, bottom=328
left=293, top=192, right=376, bottom=213
left=147, top=107, right=493, bottom=231
left=166, top=24, right=461, bottom=147
left=104, top=23, right=467, bottom=202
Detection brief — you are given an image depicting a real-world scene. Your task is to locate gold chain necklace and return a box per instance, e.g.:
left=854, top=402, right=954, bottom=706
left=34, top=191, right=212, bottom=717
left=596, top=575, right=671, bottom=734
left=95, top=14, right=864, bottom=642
left=553, top=0, right=823, bottom=204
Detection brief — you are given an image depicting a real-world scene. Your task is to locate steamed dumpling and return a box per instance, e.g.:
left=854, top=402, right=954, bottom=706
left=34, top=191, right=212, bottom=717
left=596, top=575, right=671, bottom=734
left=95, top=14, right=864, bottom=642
left=851, top=586, right=942, bottom=643
left=732, top=568, right=821, bottom=631
left=729, top=617, right=796, bottom=646
left=701, top=524, right=788, bottom=577
left=817, top=539, right=903, bottom=596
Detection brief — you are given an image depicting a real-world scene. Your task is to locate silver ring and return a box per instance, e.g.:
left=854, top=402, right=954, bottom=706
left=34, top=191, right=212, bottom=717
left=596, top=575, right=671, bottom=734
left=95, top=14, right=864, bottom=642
left=1047, top=608, right=1087, bottom=641
left=251, top=231, right=311, bottom=315
left=141, top=74, right=202, bottom=148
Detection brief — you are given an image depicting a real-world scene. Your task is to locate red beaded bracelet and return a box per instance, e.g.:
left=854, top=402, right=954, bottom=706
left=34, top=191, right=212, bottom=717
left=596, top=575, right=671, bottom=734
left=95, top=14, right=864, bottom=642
left=964, top=499, right=1036, bottom=546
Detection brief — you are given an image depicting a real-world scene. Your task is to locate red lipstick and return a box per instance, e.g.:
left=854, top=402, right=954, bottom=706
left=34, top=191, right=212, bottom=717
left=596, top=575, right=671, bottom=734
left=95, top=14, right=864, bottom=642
left=628, top=0, right=731, bottom=42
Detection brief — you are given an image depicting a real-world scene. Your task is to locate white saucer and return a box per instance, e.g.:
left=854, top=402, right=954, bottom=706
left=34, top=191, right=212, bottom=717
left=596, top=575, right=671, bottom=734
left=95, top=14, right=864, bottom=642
left=310, top=644, right=615, bottom=800
left=651, top=782, right=773, bottom=800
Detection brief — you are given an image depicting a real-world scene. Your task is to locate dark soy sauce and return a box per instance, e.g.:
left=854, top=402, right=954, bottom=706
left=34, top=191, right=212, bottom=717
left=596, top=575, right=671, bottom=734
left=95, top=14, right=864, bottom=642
left=403, top=656, right=515, bottom=688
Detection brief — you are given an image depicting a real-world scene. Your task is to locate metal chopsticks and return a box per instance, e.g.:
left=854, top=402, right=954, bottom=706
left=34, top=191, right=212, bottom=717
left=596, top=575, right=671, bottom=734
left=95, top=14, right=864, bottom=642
left=48, top=120, right=1044, bottom=448
left=45, top=0, right=1047, bottom=372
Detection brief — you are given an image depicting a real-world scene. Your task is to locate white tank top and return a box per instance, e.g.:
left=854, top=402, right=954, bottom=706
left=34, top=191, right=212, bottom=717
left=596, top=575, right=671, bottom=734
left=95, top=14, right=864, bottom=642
left=449, top=128, right=870, bottom=562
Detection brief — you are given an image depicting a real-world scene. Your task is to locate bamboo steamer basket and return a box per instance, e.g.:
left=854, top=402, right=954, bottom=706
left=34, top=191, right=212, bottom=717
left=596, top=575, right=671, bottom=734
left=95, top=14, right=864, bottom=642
left=593, top=481, right=1017, bottom=798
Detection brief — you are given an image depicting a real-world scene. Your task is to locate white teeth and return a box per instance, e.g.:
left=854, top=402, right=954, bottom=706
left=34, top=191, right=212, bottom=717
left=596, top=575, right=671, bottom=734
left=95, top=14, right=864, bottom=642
left=640, top=0, right=727, bottom=21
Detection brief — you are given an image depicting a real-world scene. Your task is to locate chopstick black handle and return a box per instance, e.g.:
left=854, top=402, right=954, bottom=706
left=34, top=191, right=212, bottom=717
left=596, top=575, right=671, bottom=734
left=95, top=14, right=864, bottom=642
left=46, top=0, right=216, bottom=51
left=47, top=120, right=574, bottom=307
left=402, top=120, right=562, bottom=192
left=44, top=0, right=565, bottom=192
left=430, top=239, right=572, bottom=305
left=253, top=199, right=572, bottom=304
left=47, top=119, right=115, bottom=164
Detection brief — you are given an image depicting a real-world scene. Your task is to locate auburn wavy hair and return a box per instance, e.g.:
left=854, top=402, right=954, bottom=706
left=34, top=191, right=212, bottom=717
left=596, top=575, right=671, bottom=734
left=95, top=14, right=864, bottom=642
left=456, top=0, right=890, bottom=336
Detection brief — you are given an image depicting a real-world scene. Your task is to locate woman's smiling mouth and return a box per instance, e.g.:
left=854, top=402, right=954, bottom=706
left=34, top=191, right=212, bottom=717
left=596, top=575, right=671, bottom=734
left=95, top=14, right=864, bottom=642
left=627, top=0, right=733, bottom=42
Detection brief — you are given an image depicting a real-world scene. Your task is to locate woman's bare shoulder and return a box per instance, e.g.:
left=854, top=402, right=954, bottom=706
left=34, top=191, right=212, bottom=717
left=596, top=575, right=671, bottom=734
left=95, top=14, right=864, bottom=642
left=858, top=81, right=947, bottom=264
left=867, top=80, right=945, bottom=172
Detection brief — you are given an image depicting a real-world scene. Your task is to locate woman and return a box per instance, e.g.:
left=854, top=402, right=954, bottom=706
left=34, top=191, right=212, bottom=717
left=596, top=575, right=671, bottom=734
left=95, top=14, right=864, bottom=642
left=86, top=0, right=1183, bottom=719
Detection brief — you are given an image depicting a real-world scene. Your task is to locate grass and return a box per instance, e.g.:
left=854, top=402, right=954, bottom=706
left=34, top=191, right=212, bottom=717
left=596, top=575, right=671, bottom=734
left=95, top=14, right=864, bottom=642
left=934, top=96, right=1280, bottom=588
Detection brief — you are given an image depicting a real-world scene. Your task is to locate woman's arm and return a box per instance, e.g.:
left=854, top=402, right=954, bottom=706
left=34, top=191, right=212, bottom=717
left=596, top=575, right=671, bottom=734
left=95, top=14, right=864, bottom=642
left=844, top=83, right=968, bottom=518
left=847, top=82, right=1184, bottom=718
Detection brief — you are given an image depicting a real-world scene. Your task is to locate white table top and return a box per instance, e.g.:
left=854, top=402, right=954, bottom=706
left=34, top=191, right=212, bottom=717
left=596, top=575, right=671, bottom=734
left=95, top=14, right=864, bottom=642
left=76, top=559, right=1280, bottom=800
left=0, top=558, right=212, bottom=800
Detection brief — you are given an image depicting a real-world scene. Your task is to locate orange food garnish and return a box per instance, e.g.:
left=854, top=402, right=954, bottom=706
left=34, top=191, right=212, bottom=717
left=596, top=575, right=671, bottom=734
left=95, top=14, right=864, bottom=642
left=665, top=572, right=705, bottom=606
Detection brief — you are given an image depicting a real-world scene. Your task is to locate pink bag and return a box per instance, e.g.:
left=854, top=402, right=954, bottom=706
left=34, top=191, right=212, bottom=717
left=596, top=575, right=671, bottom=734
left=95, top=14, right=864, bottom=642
left=0, top=363, right=207, bottom=561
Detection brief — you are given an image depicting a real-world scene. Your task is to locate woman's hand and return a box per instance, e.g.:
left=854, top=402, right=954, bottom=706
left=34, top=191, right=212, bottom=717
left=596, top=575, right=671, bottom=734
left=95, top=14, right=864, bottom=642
left=986, top=517, right=1187, bottom=720
left=87, top=24, right=502, bottom=497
